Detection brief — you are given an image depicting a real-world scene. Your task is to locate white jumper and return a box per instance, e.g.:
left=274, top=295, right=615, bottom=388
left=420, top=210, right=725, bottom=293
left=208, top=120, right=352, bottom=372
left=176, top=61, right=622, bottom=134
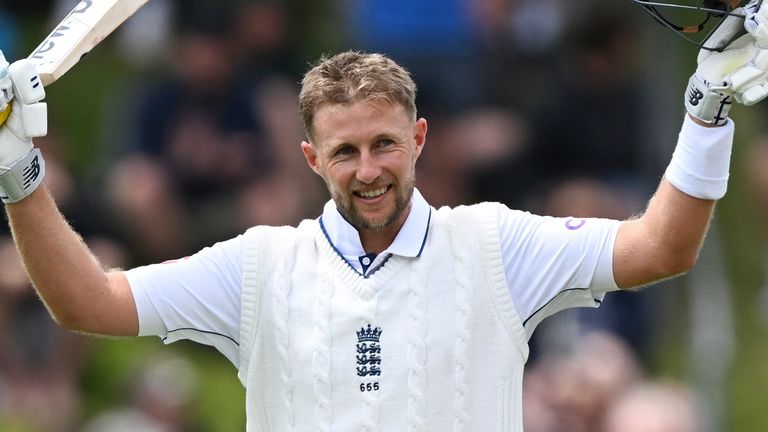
left=239, top=203, right=529, bottom=431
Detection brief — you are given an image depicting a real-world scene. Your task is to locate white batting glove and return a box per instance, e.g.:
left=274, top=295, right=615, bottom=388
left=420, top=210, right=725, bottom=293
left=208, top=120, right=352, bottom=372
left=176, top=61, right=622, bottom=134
left=0, top=57, right=47, bottom=204
left=686, top=10, right=743, bottom=125
left=686, top=4, right=768, bottom=124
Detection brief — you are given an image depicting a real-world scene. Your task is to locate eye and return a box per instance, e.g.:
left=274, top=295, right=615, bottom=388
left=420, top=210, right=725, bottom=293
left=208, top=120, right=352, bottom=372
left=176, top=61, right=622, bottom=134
left=378, top=138, right=395, bottom=148
left=334, top=145, right=356, bottom=157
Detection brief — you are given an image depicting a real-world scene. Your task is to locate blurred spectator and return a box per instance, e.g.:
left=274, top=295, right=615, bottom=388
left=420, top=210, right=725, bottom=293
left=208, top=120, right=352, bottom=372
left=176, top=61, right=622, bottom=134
left=521, top=11, right=658, bottom=358
left=527, top=11, right=649, bottom=196
left=745, top=134, right=768, bottom=326
left=523, top=331, right=643, bottom=432
left=116, top=0, right=176, bottom=68
left=2, top=2, right=750, bottom=431
left=82, top=354, right=200, bottom=432
left=104, top=4, right=273, bottom=262
left=0, top=5, right=20, bottom=60
left=0, top=126, right=129, bottom=431
left=232, top=1, right=304, bottom=82
left=603, top=381, right=700, bottom=432
left=475, top=0, right=591, bottom=110
left=342, top=0, right=487, bottom=113
left=237, top=76, right=326, bottom=228
left=0, top=236, right=83, bottom=432
left=18, top=128, right=128, bottom=259
left=416, top=107, right=531, bottom=208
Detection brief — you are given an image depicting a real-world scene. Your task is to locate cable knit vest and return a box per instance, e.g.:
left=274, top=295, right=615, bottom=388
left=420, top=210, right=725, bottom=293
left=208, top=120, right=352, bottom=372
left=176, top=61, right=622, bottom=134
left=238, top=202, right=529, bottom=431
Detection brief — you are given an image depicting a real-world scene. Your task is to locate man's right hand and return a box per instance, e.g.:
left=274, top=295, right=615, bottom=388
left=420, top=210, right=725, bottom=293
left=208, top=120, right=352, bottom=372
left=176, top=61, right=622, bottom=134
left=0, top=53, right=48, bottom=204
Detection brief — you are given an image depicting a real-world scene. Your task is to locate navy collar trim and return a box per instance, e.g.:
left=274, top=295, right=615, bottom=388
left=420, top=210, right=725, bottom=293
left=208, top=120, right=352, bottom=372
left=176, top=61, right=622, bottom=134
left=318, top=216, right=393, bottom=279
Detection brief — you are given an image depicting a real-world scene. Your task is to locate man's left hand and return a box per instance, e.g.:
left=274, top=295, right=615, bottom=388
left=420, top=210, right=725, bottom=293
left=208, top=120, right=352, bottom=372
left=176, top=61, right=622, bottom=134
left=698, top=0, right=768, bottom=106
left=697, top=33, right=768, bottom=106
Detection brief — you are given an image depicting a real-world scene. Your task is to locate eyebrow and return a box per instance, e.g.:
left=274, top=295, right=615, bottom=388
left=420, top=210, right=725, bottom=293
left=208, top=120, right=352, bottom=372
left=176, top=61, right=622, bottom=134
left=325, top=132, right=401, bottom=155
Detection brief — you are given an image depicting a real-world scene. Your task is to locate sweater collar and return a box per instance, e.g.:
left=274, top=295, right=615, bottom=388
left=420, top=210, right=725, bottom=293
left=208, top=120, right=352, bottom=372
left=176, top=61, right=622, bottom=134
left=319, top=188, right=431, bottom=259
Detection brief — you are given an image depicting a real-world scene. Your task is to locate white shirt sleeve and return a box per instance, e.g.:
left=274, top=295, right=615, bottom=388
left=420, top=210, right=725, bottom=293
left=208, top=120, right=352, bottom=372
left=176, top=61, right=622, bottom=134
left=125, top=235, right=245, bottom=367
left=498, top=207, right=620, bottom=337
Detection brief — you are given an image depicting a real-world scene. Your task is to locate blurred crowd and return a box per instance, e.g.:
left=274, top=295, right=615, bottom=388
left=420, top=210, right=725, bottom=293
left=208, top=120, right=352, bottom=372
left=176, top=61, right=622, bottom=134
left=0, top=0, right=764, bottom=431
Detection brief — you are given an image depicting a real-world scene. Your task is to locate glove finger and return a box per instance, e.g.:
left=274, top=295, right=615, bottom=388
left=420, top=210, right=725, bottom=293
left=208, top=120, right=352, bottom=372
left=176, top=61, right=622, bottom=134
left=745, top=1, right=768, bottom=47
left=728, top=64, right=765, bottom=91
left=0, top=67, right=12, bottom=113
left=0, top=101, right=10, bottom=125
left=18, top=103, right=47, bottom=138
left=701, top=7, right=748, bottom=56
left=8, top=60, right=44, bottom=105
left=739, top=82, right=768, bottom=105
left=0, top=87, right=10, bottom=112
left=696, top=34, right=756, bottom=84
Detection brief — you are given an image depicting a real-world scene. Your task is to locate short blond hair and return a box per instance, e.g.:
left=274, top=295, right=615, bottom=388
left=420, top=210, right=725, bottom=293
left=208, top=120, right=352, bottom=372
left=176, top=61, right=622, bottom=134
left=299, top=51, right=417, bottom=140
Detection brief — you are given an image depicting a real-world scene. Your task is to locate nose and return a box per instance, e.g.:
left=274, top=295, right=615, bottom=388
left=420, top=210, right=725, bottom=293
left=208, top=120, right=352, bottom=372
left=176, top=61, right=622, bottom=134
left=356, top=152, right=382, bottom=184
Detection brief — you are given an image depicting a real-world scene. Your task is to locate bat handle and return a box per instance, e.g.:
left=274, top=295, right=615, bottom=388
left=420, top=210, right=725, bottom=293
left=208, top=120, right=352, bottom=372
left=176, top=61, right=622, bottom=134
left=0, top=103, right=9, bottom=126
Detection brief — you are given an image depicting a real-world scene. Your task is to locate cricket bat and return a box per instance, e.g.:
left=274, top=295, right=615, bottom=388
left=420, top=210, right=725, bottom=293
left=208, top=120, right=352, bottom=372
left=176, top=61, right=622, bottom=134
left=0, top=0, right=149, bottom=124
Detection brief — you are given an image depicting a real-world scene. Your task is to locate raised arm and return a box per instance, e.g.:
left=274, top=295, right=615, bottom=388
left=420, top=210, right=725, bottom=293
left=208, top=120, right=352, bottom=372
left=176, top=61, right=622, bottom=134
left=0, top=56, right=138, bottom=336
left=6, top=188, right=138, bottom=335
left=613, top=117, right=725, bottom=289
left=613, top=3, right=768, bottom=289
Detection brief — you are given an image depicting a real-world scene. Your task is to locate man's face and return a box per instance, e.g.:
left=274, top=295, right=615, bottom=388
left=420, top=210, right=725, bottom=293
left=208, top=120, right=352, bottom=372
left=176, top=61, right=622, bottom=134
left=301, top=100, right=427, bottom=234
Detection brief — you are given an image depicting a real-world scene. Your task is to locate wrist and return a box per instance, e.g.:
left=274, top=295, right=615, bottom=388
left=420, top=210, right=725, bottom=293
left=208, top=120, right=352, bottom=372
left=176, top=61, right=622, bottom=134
left=0, top=148, right=46, bottom=204
left=685, top=74, right=733, bottom=126
left=664, top=115, right=734, bottom=200
left=687, top=113, right=723, bottom=128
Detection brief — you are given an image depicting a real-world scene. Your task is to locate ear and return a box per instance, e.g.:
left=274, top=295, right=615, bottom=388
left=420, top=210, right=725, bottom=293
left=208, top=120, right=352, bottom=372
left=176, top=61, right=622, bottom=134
left=301, top=140, right=322, bottom=175
left=413, top=118, right=428, bottom=158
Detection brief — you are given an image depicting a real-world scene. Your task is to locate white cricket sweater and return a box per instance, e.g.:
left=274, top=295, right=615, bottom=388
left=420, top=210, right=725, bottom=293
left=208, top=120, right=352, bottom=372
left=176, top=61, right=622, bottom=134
left=239, top=202, right=528, bottom=431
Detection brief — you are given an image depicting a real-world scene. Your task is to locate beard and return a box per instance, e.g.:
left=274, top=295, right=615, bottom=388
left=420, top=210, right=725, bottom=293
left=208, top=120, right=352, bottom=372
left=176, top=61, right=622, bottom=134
left=328, top=170, right=415, bottom=232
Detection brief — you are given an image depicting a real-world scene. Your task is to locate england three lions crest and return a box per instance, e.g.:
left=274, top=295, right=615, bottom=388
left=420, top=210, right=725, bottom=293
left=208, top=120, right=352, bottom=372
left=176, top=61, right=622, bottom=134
left=356, top=324, right=382, bottom=392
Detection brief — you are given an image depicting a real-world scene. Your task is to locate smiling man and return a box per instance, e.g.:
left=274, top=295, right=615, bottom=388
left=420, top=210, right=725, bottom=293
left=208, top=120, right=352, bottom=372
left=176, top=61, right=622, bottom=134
left=299, top=58, right=426, bottom=253
left=3, top=9, right=768, bottom=429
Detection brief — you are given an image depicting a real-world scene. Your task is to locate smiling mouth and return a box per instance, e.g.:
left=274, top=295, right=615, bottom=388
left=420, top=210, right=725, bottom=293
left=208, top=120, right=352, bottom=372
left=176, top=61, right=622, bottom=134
left=355, top=186, right=389, bottom=199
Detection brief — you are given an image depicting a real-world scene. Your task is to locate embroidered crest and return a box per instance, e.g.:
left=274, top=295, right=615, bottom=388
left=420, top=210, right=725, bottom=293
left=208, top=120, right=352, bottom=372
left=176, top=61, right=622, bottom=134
left=356, top=324, right=382, bottom=392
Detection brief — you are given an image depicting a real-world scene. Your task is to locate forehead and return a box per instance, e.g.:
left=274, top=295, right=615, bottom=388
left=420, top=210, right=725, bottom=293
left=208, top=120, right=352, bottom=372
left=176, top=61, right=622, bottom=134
left=311, top=101, right=412, bottom=145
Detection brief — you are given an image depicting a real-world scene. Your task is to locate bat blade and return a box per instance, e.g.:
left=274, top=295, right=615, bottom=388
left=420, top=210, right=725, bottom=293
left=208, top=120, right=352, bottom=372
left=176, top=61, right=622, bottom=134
left=29, top=0, right=149, bottom=86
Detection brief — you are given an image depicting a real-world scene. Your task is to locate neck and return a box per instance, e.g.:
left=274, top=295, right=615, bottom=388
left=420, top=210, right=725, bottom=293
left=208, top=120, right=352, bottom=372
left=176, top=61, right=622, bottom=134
left=359, top=202, right=412, bottom=254
left=359, top=227, right=399, bottom=255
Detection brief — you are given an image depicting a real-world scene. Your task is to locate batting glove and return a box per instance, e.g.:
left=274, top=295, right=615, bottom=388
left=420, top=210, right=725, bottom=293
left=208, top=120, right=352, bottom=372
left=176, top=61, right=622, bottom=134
left=0, top=57, right=47, bottom=204
left=687, top=2, right=768, bottom=124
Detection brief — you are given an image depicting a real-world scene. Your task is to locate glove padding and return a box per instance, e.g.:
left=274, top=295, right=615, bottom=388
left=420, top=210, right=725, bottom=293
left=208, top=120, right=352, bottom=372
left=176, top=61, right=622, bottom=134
left=699, top=2, right=768, bottom=105
left=697, top=32, right=768, bottom=106
left=0, top=58, right=47, bottom=168
left=0, top=57, right=47, bottom=204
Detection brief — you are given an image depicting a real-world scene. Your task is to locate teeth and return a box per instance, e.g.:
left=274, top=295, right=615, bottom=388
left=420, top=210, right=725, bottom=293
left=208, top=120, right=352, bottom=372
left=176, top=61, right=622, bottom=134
left=358, top=187, right=387, bottom=198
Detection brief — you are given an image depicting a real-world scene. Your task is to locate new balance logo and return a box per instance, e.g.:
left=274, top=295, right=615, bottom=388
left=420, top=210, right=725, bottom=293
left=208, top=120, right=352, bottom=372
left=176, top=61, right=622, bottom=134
left=687, top=86, right=704, bottom=106
left=22, top=155, right=41, bottom=189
